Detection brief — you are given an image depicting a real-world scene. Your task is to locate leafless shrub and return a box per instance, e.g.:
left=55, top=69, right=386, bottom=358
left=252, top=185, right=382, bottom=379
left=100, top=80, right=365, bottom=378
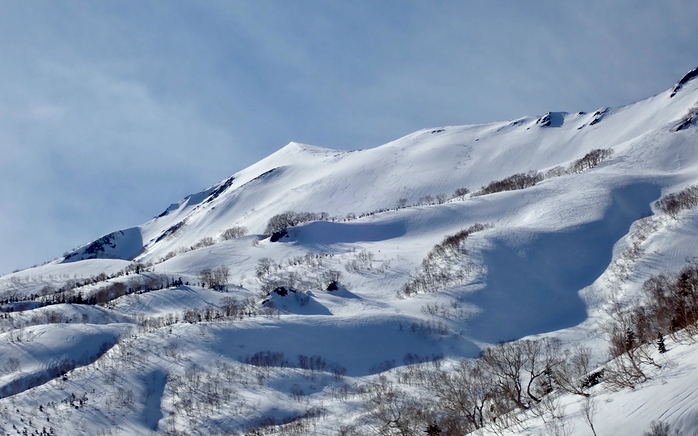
left=345, top=250, right=376, bottom=273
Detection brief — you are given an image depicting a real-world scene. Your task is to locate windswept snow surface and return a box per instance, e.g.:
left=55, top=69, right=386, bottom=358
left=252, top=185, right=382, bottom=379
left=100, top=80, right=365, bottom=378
left=1, top=71, right=698, bottom=434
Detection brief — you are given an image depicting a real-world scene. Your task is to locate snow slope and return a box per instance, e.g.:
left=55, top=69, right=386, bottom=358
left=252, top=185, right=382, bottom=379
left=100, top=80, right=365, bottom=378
left=0, top=69, right=697, bottom=435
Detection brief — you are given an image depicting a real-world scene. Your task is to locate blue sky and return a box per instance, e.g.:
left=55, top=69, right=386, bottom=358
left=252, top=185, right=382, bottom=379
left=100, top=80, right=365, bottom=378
left=1, top=1, right=697, bottom=274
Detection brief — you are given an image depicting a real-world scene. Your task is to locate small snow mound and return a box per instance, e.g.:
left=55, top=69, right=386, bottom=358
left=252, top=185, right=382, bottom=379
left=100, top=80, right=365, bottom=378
left=670, top=67, right=698, bottom=98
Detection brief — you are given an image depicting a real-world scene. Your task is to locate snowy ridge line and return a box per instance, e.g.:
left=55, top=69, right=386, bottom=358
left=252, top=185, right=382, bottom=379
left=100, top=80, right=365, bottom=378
left=1, top=69, right=698, bottom=434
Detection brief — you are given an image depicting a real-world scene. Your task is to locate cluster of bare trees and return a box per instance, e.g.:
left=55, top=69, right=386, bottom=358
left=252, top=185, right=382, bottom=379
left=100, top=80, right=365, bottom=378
left=474, top=171, right=544, bottom=196
left=471, top=148, right=613, bottom=198
left=358, top=337, right=598, bottom=436
left=655, top=185, right=698, bottom=219
left=264, top=211, right=330, bottom=235
left=401, top=224, right=487, bottom=296
left=198, top=266, right=230, bottom=290
left=345, top=250, right=378, bottom=273
left=568, top=148, right=614, bottom=173
left=601, top=262, right=698, bottom=389
left=222, top=226, right=248, bottom=240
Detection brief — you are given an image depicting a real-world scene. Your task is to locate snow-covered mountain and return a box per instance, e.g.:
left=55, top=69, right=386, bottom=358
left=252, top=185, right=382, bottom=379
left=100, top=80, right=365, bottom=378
left=1, top=68, right=698, bottom=435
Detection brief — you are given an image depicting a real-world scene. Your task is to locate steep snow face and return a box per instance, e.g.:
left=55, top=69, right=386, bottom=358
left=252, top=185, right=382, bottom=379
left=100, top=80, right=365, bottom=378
left=1, top=70, right=698, bottom=435
left=62, top=227, right=144, bottom=263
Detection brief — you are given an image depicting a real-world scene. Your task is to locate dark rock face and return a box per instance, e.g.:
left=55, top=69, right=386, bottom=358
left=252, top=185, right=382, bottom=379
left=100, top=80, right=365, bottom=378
left=204, top=176, right=235, bottom=204
left=537, top=112, right=551, bottom=126
left=269, top=230, right=288, bottom=242
left=62, top=227, right=144, bottom=263
left=536, top=112, right=564, bottom=128
left=326, top=282, right=339, bottom=292
left=155, top=221, right=186, bottom=243
left=63, top=231, right=120, bottom=261
left=670, top=67, right=698, bottom=98
left=589, top=108, right=608, bottom=126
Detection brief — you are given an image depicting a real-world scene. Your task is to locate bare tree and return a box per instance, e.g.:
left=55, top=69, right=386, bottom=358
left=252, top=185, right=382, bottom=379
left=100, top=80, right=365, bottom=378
left=427, top=359, right=492, bottom=431
left=453, top=188, right=470, bottom=200
left=551, top=345, right=594, bottom=397
left=581, top=396, right=598, bottom=436
left=363, top=376, right=429, bottom=436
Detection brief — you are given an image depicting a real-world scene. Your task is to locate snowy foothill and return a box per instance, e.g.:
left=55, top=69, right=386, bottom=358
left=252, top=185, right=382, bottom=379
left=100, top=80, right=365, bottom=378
left=0, top=71, right=698, bottom=434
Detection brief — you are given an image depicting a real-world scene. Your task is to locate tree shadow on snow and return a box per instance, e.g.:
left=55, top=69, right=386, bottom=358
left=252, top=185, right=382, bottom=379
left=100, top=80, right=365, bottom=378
left=142, top=369, right=167, bottom=431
